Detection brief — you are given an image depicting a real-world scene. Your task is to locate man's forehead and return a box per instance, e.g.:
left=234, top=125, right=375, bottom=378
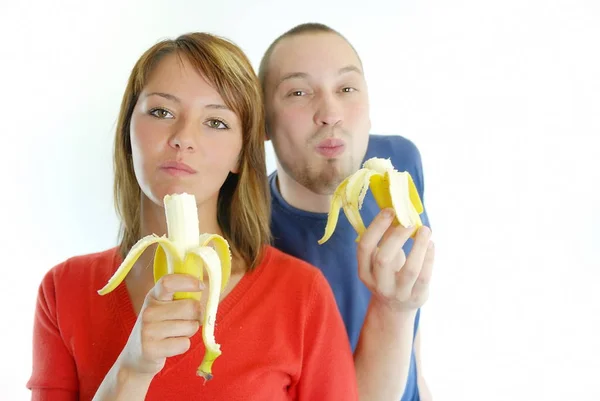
left=269, top=32, right=362, bottom=78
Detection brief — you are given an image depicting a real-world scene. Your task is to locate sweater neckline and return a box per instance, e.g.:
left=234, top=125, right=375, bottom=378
left=107, top=245, right=272, bottom=370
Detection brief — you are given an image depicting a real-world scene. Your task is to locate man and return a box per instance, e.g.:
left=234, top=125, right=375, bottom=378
left=259, top=23, right=435, bottom=401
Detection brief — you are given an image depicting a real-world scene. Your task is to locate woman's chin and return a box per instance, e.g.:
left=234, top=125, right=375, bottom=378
left=155, top=184, right=195, bottom=200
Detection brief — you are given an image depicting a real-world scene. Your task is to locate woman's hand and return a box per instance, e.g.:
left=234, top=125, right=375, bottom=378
left=118, top=273, right=204, bottom=377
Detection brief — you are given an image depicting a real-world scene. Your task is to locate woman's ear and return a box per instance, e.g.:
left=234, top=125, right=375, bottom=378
left=230, top=154, right=241, bottom=174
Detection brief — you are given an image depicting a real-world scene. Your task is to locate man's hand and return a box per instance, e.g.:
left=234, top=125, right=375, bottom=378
left=357, top=208, right=435, bottom=312
left=353, top=208, right=435, bottom=400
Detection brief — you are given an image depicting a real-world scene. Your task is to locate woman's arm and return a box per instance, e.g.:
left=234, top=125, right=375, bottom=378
left=91, top=363, right=153, bottom=401
left=27, top=271, right=79, bottom=401
left=28, top=270, right=203, bottom=401
left=92, top=273, right=203, bottom=401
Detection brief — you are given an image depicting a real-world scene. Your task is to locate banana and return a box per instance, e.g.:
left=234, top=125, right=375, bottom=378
left=97, top=192, right=232, bottom=381
left=318, top=157, right=424, bottom=244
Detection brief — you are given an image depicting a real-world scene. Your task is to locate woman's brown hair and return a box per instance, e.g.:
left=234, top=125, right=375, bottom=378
left=113, top=32, right=271, bottom=270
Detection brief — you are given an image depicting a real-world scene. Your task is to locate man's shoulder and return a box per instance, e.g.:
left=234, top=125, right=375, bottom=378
left=366, top=134, right=430, bottom=224
left=366, top=134, right=422, bottom=164
left=368, top=133, right=419, bottom=149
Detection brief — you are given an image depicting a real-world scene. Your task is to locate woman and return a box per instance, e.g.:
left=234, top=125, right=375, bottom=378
left=27, top=32, right=358, bottom=401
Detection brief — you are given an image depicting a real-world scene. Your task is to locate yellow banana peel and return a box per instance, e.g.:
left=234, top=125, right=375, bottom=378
left=97, top=192, right=232, bottom=381
left=318, top=157, right=424, bottom=244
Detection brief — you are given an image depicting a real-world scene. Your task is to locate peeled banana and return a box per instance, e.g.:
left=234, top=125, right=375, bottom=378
left=97, top=192, right=232, bottom=381
left=318, top=157, right=424, bottom=244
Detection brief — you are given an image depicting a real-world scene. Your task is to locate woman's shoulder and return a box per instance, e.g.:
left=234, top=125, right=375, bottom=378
left=40, top=246, right=120, bottom=288
left=32, top=247, right=122, bottom=322
left=255, top=245, right=333, bottom=294
left=260, top=245, right=323, bottom=275
left=250, top=246, right=344, bottom=330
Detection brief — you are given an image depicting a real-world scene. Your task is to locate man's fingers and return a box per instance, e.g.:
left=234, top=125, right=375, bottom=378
left=152, top=274, right=204, bottom=302
left=372, top=226, right=409, bottom=274
left=396, top=226, right=432, bottom=291
left=357, top=208, right=395, bottom=285
left=412, top=240, right=435, bottom=297
left=371, top=245, right=405, bottom=297
left=377, top=222, right=417, bottom=269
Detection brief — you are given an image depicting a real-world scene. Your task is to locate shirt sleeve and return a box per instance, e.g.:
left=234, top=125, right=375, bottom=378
left=293, top=271, right=359, bottom=400
left=26, top=268, right=79, bottom=400
left=30, top=389, right=78, bottom=401
left=409, top=140, right=432, bottom=229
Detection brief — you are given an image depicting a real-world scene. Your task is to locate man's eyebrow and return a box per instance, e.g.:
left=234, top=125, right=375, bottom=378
left=275, top=65, right=363, bottom=91
left=338, top=65, right=363, bottom=75
left=275, top=72, right=309, bottom=90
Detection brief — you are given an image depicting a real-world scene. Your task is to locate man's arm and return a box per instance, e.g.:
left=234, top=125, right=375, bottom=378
left=353, top=209, right=435, bottom=401
left=354, top=300, right=418, bottom=399
left=414, top=326, right=433, bottom=401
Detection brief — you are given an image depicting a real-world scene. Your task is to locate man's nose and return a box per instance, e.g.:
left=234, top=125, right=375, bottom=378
left=314, top=94, right=343, bottom=126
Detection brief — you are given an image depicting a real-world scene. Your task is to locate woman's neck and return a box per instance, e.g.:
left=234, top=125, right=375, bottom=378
left=124, top=195, right=247, bottom=314
left=131, top=195, right=247, bottom=277
left=140, top=194, right=223, bottom=239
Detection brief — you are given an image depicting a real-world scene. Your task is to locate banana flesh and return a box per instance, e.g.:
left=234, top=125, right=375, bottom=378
left=97, top=192, right=232, bottom=381
left=318, top=157, right=424, bottom=244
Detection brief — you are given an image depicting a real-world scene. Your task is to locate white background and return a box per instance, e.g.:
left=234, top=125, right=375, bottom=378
left=1, top=0, right=599, bottom=400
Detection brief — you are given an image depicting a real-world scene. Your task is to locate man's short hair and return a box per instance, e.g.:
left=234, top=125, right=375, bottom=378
left=258, top=22, right=360, bottom=95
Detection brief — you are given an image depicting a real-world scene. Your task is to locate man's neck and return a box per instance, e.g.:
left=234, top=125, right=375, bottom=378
left=275, top=166, right=333, bottom=214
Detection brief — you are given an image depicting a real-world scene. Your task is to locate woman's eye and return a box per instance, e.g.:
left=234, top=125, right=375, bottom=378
left=341, top=87, right=356, bottom=93
left=149, top=108, right=174, bottom=119
left=206, top=119, right=229, bottom=129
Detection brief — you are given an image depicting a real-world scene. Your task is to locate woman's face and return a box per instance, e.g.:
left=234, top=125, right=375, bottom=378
left=129, top=53, right=243, bottom=210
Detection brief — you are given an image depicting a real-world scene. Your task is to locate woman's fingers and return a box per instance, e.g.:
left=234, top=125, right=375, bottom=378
left=152, top=273, right=204, bottom=302
left=143, top=319, right=201, bottom=341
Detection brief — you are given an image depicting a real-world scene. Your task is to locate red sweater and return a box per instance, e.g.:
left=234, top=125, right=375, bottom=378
left=27, top=245, right=358, bottom=401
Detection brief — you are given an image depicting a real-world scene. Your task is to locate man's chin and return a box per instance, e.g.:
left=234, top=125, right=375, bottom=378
left=307, top=182, right=339, bottom=196
left=305, top=171, right=347, bottom=195
left=280, top=158, right=354, bottom=195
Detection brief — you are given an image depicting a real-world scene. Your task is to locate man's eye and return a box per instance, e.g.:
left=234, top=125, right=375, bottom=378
left=206, top=119, right=229, bottom=130
left=290, top=90, right=306, bottom=97
left=149, top=108, right=174, bottom=119
left=341, top=87, right=356, bottom=93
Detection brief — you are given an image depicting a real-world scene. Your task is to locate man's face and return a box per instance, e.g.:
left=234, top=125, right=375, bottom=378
left=264, top=32, right=371, bottom=195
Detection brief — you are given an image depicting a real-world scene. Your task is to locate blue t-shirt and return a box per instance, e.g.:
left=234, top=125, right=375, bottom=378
left=269, top=134, right=431, bottom=401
